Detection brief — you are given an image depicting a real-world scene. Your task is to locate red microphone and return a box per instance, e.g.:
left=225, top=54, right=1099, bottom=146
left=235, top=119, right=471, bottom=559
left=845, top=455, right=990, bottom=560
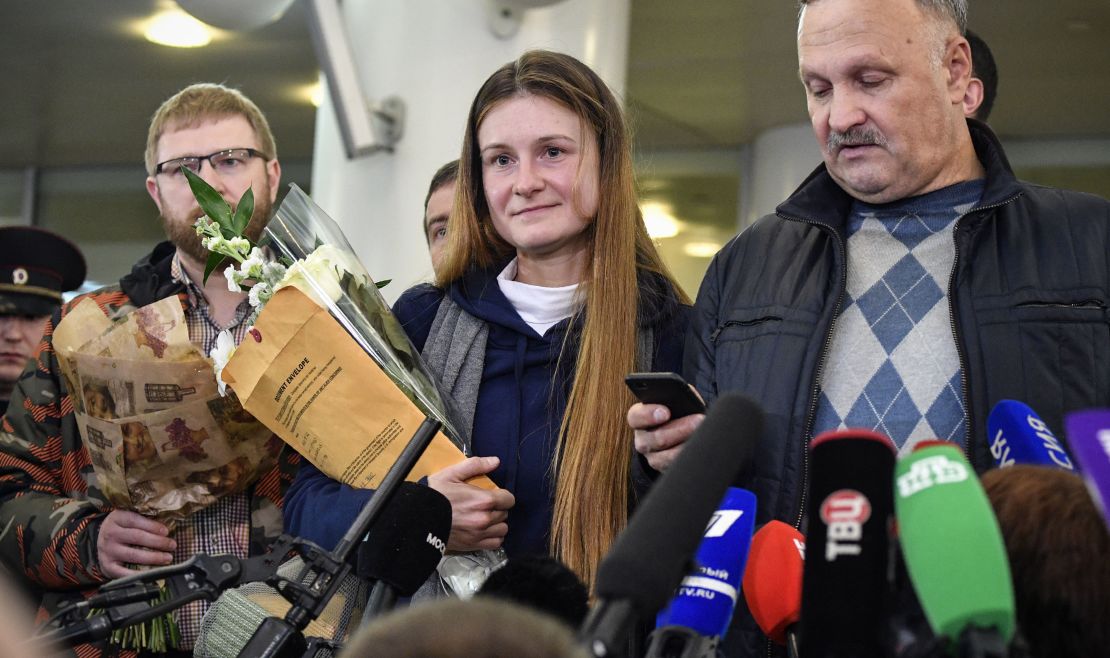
left=742, top=520, right=804, bottom=652
left=912, top=439, right=954, bottom=452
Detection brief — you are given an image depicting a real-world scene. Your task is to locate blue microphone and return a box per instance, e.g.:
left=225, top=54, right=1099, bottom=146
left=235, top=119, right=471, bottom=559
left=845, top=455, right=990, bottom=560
left=580, top=395, right=763, bottom=658
left=987, top=400, right=1077, bottom=471
left=647, top=487, right=757, bottom=656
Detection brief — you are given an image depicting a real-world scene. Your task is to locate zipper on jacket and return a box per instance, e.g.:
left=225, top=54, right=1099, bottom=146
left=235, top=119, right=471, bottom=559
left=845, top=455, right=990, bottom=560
left=776, top=212, right=847, bottom=530
left=947, top=192, right=1022, bottom=464
left=777, top=190, right=1022, bottom=528
left=709, top=317, right=784, bottom=344
left=1014, top=299, right=1106, bottom=309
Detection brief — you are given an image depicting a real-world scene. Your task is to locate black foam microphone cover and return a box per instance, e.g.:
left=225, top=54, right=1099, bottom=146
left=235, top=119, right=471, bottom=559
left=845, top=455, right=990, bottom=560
left=357, top=481, right=451, bottom=596
left=478, top=554, right=590, bottom=627
left=798, top=429, right=896, bottom=658
left=594, top=393, right=763, bottom=617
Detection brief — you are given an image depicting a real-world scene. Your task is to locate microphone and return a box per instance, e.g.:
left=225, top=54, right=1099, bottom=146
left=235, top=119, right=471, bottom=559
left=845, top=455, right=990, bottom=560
left=987, top=400, right=1077, bottom=471
left=358, top=481, right=451, bottom=621
left=741, top=520, right=804, bottom=654
left=798, top=429, right=895, bottom=658
left=1063, top=409, right=1110, bottom=529
left=579, top=394, right=763, bottom=658
left=647, top=487, right=757, bottom=657
left=477, top=555, right=590, bottom=628
left=894, top=443, right=1015, bottom=652
left=192, top=482, right=449, bottom=657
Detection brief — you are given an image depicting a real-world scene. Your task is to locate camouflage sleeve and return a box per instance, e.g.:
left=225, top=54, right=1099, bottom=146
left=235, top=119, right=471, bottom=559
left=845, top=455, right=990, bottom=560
left=0, top=308, right=108, bottom=590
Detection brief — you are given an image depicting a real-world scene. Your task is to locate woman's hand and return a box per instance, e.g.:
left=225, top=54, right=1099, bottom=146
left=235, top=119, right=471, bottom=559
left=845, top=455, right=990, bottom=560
left=428, top=457, right=516, bottom=551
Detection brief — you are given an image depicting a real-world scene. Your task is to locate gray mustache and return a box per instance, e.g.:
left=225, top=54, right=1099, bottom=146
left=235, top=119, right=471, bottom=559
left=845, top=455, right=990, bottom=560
left=828, top=128, right=887, bottom=151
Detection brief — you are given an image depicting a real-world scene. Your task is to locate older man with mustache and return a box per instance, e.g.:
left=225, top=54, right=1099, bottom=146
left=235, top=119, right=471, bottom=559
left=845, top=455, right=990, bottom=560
left=628, top=0, right=1110, bottom=654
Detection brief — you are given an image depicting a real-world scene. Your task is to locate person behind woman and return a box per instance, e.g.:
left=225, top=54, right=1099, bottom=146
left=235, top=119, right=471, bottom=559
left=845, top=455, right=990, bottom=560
left=283, top=49, right=689, bottom=589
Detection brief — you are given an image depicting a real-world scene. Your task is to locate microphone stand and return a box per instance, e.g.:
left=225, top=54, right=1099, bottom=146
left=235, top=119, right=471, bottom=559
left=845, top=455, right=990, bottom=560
left=579, top=599, right=638, bottom=657
left=29, top=539, right=300, bottom=651
left=643, top=626, right=719, bottom=658
left=239, top=415, right=442, bottom=658
left=30, top=416, right=442, bottom=658
left=361, top=581, right=398, bottom=625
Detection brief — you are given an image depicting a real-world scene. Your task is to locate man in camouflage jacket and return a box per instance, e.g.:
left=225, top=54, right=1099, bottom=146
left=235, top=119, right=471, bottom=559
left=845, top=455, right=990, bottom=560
left=0, top=83, right=299, bottom=655
left=0, top=244, right=301, bottom=622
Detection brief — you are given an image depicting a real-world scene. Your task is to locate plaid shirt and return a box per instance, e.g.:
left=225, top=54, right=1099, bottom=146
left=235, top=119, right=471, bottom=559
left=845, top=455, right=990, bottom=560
left=169, top=255, right=253, bottom=647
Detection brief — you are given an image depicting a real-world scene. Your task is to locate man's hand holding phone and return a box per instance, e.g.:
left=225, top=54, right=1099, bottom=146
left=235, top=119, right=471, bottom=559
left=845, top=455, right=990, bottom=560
left=625, top=372, right=705, bottom=472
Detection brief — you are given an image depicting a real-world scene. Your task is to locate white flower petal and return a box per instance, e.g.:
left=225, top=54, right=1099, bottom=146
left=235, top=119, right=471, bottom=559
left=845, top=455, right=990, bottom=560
left=209, top=330, right=237, bottom=396
left=248, top=282, right=273, bottom=308
left=274, top=243, right=367, bottom=306
left=224, top=265, right=242, bottom=292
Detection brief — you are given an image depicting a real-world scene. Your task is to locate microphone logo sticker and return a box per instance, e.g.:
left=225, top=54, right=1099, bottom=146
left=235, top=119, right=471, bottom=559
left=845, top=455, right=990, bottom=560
left=1025, top=414, right=1076, bottom=470
left=704, top=509, right=744, bottom=538
left=426, top=532, right=447, bottom=555
left=897, top=455, right=968, bottom=498
left=819, top=490, right=870, bottom=561
left=989, top=429, right=1015, bottom=467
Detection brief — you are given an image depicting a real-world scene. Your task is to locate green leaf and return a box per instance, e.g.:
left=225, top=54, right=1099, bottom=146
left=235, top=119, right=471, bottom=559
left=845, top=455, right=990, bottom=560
left=375, top=279, right=391, bottom=289
left=182, top=168, right=232, bottom=229
left=203, top=251, right=228, bottom=286
left=231, top=185, right=255, bottom=236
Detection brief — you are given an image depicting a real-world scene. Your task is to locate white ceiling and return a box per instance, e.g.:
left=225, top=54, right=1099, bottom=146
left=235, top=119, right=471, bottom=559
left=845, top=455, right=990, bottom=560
left=2, top=0, right=1108, bottom=170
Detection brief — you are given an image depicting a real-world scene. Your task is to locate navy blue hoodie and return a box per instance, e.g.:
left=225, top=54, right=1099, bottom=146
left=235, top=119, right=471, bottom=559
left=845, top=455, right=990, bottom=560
left=283, top=263, right=688, bottom=558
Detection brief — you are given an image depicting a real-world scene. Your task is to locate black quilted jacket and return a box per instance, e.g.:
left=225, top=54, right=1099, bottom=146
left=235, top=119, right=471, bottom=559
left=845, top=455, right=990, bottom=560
left=685, top=120, right=1109, bottom=656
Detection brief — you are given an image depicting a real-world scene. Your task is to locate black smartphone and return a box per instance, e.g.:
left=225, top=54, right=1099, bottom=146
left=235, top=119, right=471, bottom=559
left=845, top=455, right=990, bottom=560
left=624, top=372, right=706, bottom=419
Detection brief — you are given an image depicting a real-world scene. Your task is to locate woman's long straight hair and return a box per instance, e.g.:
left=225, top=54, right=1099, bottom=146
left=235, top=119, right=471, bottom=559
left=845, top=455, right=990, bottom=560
left=438, top=50, right=687, bottom=588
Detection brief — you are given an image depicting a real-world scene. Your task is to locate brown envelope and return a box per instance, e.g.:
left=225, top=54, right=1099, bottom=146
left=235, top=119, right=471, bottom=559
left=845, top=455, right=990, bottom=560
left=222, top=287, right=494, bottom=490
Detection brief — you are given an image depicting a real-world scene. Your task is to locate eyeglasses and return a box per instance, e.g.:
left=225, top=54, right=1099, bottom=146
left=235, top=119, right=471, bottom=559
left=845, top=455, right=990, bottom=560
left=154, top=148, right=269, bottom=178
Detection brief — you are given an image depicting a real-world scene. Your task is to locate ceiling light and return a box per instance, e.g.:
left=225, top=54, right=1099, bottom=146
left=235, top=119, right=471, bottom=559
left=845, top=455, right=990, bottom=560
left=294, top=80, right=324, bottom=107
left=641, top=202, right=680, bottom=239
left=308, top=81, right=324, bottom=108
left=683, top=241, right=722, bottom=258
left=145, top=10, right=214, bottom=48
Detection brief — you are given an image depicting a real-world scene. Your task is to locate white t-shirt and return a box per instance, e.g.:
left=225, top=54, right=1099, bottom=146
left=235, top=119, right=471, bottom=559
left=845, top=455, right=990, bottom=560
left=496, top=258, right=580, bottom=336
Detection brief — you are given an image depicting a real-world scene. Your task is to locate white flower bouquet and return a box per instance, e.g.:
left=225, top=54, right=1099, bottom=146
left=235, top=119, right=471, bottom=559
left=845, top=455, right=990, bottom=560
left=185, top=171, right=488, bottom=490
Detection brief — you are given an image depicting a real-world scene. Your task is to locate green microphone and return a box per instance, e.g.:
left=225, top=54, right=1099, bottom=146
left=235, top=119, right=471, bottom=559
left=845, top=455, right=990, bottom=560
left=894, top=444, right=1015, bottom=652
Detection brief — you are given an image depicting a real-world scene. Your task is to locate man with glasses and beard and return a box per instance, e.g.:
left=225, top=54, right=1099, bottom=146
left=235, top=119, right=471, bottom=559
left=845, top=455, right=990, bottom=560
left=0, top=83, right=300, bottom=656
